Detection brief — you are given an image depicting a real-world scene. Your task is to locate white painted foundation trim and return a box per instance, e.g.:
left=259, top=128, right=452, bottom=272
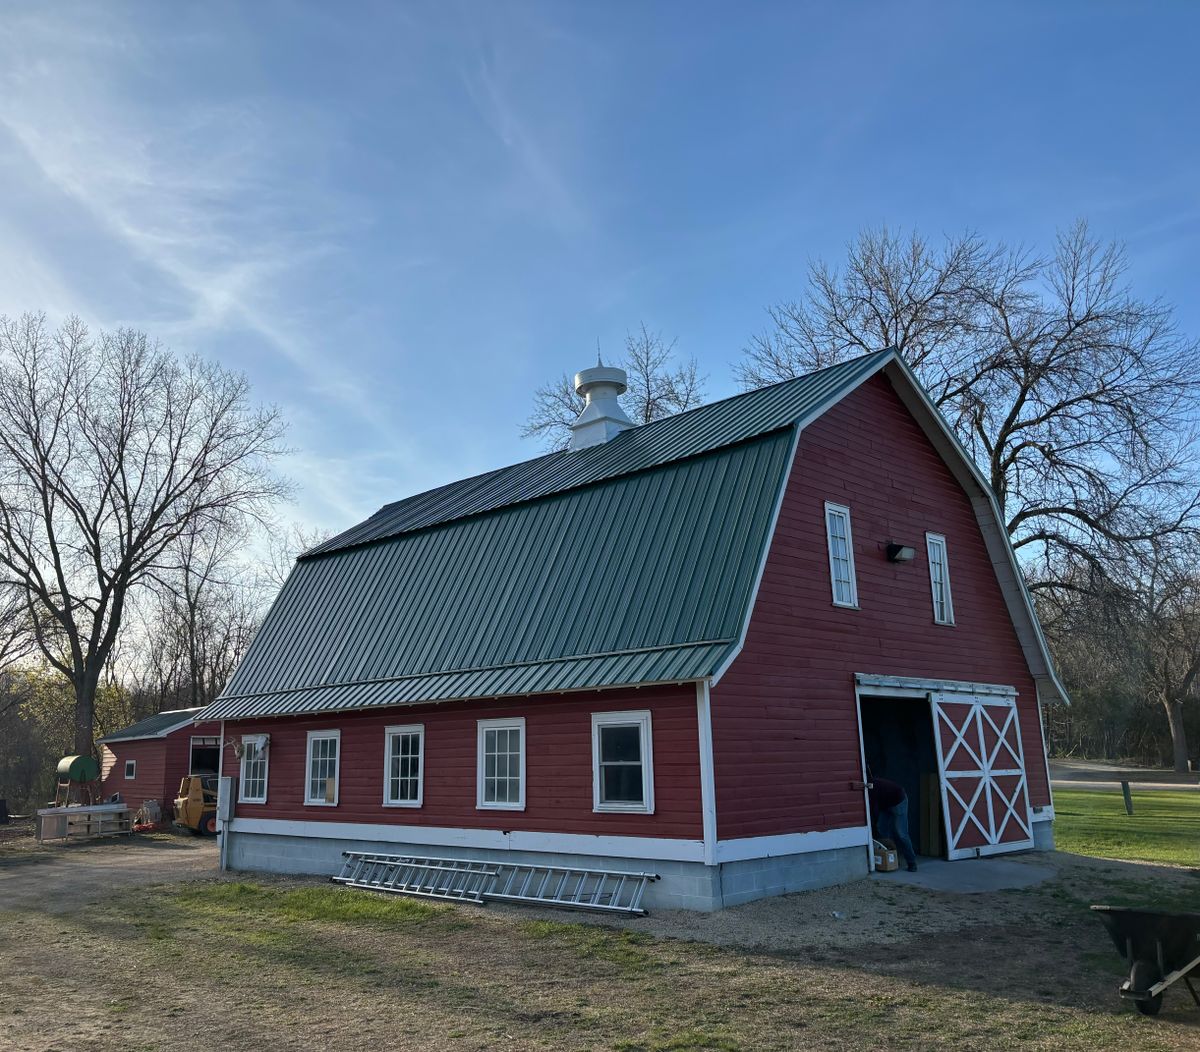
left=695, top=680, right=717, bottom=865
left=1031, top=806, right=1056, bottom=823
left=715, top=825, right=871, bottom=863
left=225, top=817, right=875, bottom=866
left=226, top=817, right=706, bottom=862
left=855, top=673, right=1018, bottom=698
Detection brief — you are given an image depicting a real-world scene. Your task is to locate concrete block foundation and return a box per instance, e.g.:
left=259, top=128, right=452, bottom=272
left=225, top=831, right=868, bottom=911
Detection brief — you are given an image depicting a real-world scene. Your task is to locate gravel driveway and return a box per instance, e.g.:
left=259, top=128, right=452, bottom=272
left=0, top=832, right=219, bottom=914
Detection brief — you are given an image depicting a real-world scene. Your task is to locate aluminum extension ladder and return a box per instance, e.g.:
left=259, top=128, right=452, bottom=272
left=333, top=852, right=659, bottom=915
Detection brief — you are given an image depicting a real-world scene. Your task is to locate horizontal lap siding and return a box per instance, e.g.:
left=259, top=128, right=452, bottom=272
left=713, top=374, right=1050, bottom=840
left=162, top=720, right=221, bottom=804
left=99, top=739, right=167, bottom=813
left=227, top=685, right=702, bottom=840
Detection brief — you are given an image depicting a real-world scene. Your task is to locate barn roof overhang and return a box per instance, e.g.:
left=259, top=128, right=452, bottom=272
left=96, top=707, right=207, bottom=744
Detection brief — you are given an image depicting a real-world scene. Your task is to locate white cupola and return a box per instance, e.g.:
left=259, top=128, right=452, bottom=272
left=568, top=365, right=635, bottom=450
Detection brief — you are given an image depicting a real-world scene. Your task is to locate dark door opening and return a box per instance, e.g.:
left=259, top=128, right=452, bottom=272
left=860, top=695, right=944, bottom=859
left=190, top=737, right=221, bottom=776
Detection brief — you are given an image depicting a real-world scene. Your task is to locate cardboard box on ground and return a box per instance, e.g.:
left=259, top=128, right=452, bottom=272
left=873, top=839, right=899, bottom=872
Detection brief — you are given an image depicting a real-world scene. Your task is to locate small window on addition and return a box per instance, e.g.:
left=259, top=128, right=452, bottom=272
left=124, top=759, right=136, bottom=780
left=926, top=532, right=955, bottom=625
left=592, top=711, right=654, bottom=814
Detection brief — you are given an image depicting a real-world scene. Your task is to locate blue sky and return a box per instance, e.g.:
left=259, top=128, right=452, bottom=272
left=1, top=2, right=1197, bottom=533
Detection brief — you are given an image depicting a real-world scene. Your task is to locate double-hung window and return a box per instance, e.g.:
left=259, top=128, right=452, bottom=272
left=124, top=759, right=136, bottom=780
left=305, top=729, right=341, bottom=806
left=926, top=532, right=955, bottom=625
left=824, top=502, right=858, bottom=608
left=384, top=724, right=424, bottom=807
left=239, top=736, right=269, bottom=804
left=477, top=718, right=525, bottom=810
left=592, top=711, right=654, bottom=813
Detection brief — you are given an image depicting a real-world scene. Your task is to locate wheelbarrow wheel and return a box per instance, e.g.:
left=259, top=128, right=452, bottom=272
left=1130, top=959, right=1163, bottom=1016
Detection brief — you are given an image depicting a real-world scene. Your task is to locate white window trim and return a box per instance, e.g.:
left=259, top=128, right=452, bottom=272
left=926, top=532, right=955, bottom=625
left=824, top=501, right=859, bottom=608
left=383, top=724, right=425, bottom=808
left=124, top=759, right=136, bottom=780
left=591, top=710, right=655, bottom=814
left=238, top=735, right=269, bottom=804
left=304, top=729, right=341, bottom=807
left=476, top=717, right=526, bottom=811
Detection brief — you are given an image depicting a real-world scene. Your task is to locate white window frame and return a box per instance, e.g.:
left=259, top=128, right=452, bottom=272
left=304, top=729, right=341, bottom=807
left=383, top=724, right=425, bottom=808
left=238, top=735, right=269, bottom=804
left=926, top=532, right=955, bottom=625
left=476, top=717, right=526, bottom=811
left=824, top=501, right=859, bottom=608
left=124, top=759, right=136, bottom=780
left=591, top=710, right=655, bottom=814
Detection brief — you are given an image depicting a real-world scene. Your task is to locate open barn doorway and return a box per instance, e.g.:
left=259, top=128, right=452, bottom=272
left=190, top=736, right=221, bottom=776
left=859, top=695, right=945, bottom=860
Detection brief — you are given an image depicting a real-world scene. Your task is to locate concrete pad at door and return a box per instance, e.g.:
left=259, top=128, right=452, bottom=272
left=871, top=857, right=1053, bottom=893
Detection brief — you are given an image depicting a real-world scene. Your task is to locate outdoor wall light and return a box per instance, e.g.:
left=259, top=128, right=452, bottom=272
left=886, top=543, right=916, bottom=563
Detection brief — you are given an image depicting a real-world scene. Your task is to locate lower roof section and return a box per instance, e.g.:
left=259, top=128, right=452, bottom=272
left=200, top=639, right=730, bottom=721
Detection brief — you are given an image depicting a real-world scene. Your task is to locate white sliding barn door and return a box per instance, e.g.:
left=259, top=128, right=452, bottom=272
left=930, top=693, right=1035, bottom=859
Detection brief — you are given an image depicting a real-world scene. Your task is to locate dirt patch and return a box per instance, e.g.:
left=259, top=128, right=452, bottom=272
left=0, top=831, right=218, bottom=914
left=2, top=846, right=1199, bottom=1050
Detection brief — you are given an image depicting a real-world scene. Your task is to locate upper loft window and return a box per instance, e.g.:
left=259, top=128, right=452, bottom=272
left=124, top=759, right=136, bottom=780
left=926, top=533, right=955, bottom=625
left=824, top=502, right=858, bottom=608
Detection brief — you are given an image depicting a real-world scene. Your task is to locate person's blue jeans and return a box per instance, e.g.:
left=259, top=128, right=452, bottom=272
left=877, top=796, right=918, bottom=868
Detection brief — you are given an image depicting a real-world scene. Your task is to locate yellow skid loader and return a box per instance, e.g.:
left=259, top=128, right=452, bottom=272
left=173, top=775, right=219, bottom=836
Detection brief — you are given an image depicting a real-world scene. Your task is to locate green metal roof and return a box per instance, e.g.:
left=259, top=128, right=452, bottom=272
left=97, top=708, right=205, bottom=744
left=203, top=428, right=795, bottom=720
left=308, top=350, right=892, bottom=557
left=199, top=347, right=1068, bottom=720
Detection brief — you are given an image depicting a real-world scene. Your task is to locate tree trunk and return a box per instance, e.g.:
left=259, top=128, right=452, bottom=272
left=73, top=676, right=96, bottom=757
left=1163, top=697, right=1190, bottom=773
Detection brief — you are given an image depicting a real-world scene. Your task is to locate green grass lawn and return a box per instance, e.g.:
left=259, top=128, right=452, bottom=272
left=1054, top=787, right=1200, bottom=867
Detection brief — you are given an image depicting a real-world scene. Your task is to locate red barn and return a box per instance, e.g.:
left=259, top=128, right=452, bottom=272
left=198, top=351, right=1064, bottom=909
left=98, top=708, right=221, bottom=816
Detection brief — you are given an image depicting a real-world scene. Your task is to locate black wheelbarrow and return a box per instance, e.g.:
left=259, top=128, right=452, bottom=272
left=1092, top=906, right=1200, bottom=1015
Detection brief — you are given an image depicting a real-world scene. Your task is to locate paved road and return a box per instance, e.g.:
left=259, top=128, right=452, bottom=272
left=0, top=834, right=219, bottom=914
left=1050, top=758, right=1199, bottom=792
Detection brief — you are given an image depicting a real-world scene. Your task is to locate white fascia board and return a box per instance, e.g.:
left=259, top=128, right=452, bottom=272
left=711, top=422, right=805, bottom=684
left=881, top=357, right=1069, bottom=706
left=226, top=817, right=706, bottom=863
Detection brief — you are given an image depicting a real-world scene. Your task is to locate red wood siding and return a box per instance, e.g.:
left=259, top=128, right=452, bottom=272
left=100, top=739, right=167, bottom=813
left=225, top=685, right=702, bottom=840
left=712, top=373, right=1051, bottom=840
left=99, top=719, right=221, bottom=813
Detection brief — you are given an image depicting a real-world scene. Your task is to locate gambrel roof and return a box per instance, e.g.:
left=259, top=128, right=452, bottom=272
left=200, top=350, right=1066, bottom=722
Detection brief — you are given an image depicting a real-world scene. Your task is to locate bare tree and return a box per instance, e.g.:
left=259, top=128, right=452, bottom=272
left=1122, top=540, right=1200, bottom=772
left=738, top=224, right=1200, bottom=592
left=263, top=521, right=333, bottom=592
left=0, top=314, right=289, bottom=754
left=523, top=325, right=707, bottom=450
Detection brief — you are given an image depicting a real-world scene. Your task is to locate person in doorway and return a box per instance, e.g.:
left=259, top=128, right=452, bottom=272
left=867, top=767, right=918, bottom=872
